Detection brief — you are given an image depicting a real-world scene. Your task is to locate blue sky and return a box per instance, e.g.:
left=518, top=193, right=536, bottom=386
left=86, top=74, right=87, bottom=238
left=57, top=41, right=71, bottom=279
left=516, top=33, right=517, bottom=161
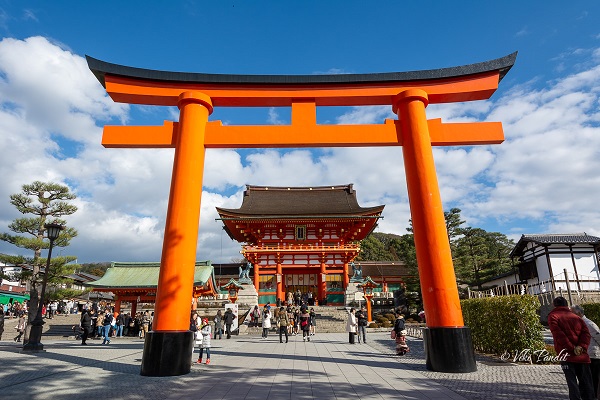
left=0, top=1, right=599, bottom=263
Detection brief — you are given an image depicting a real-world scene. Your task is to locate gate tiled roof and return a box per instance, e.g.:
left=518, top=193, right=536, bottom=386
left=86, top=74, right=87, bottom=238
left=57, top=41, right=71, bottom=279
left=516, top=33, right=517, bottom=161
left=217, top=184, right=384, bottom=217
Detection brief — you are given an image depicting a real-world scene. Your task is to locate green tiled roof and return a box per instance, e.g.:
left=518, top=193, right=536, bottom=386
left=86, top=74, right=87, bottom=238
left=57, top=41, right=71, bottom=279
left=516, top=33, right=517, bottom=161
left=87, top=261, right=214, bottom=289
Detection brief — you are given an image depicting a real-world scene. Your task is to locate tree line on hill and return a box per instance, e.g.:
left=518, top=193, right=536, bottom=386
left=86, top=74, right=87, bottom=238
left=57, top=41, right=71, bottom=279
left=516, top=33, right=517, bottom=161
left=356, top=208, right=515, bottom=292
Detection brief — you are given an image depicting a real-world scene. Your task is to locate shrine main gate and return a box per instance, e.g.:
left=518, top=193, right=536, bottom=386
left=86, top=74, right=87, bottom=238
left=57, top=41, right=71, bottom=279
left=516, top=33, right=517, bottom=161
left=87, top=52, right=516, bottom=376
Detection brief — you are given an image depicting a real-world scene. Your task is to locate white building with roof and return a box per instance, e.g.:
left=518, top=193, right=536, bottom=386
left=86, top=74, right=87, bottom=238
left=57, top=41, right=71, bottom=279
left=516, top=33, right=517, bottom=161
left=509, top=233, right=600, bottom=294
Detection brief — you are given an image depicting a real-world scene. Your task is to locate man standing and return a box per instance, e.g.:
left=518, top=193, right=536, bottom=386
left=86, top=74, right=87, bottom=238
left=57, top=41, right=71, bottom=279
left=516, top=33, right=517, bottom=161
left=140, top=311, right=150, bottom=338
left=548, top=296, right=595, bottom=400
left=277, top=307, right=289, bottom=343
left=80, top=309, right=92, bottom=345
left=224, top=308, right=235, bottom=339
left=356, top=306, right=368, bottom=343
left=115, top=311, right=124, bottom=338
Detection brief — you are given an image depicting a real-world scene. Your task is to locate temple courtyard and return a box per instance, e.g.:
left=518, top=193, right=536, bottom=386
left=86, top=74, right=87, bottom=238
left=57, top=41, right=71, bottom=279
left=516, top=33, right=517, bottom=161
left=0, top=325, right=569, bottom=400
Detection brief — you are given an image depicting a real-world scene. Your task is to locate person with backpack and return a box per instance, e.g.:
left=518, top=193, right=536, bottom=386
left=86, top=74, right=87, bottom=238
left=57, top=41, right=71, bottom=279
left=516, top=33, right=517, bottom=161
left=300, top=307, right=311, bottom=342
left=277, top=306, right=289, bottom=343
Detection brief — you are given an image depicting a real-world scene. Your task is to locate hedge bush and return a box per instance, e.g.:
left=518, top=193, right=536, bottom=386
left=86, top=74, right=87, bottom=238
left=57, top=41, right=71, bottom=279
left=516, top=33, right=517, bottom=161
left=461, top=295, right=545, bottom=355
left=581, top=303, right=600, bottom=327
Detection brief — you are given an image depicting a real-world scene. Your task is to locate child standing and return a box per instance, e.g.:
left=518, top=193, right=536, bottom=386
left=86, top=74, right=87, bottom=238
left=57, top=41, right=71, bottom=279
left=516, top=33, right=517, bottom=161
left=196, top=317, right=212, bottom=365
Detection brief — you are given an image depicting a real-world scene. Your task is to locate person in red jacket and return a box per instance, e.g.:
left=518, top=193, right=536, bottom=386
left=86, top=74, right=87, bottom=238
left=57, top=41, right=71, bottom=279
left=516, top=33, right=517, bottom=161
left=548, top=296, right=595, bottom=400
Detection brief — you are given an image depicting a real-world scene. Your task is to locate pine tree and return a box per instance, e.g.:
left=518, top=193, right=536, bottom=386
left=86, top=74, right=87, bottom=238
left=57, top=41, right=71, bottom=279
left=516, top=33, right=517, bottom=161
left=0, top=181, right=78, bottom=336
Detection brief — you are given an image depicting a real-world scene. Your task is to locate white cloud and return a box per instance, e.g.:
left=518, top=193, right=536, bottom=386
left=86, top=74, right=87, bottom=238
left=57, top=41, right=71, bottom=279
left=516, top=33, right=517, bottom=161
left=267, top=107, right=285, bottom=125
left=1, top=36, right=600, bottom=265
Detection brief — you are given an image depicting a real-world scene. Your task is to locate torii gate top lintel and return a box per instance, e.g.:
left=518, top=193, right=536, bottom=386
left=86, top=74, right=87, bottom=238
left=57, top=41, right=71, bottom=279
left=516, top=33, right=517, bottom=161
left=86, top=52, right=516, bottom=107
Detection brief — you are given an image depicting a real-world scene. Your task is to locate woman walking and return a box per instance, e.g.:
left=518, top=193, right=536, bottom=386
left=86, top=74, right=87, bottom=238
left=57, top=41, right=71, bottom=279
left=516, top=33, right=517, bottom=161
left=213, top=309, right=223, bottom=340
left=14, top=313, right=26, bottom=342
left=392, top=311, right=409, bottom=355
left=346, top=307, right=357, bottom=344
left=262, top=306, right=272, bottom=338
left=250, top=305, right=260, bottom=328
left=300, top=307, right=311, bottom=341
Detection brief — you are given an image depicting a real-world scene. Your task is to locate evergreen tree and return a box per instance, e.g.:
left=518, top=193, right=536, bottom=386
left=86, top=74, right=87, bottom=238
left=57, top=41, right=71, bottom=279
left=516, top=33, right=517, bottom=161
left=444, top=208, right=465, bottom=253
left=358, top=208, right=514, bottom=293
left=454, top=228, right=514, bottom=289
left=0, top=181, right=78, bottom=333
left=357, top=234, right=393, bottom=261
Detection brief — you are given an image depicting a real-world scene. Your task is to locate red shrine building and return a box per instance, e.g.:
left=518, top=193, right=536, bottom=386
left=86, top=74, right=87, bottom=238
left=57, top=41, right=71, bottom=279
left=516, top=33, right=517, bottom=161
left=217, top=184, right=384, bottom=305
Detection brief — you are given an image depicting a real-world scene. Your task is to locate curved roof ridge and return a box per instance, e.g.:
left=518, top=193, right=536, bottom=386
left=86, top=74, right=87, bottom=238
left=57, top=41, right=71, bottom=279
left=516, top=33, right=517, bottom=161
left=87, top=52, right=517, bottom=88
left=217, top=183, right=382, bottom=216
left=245, top=183, right=354, bottom=192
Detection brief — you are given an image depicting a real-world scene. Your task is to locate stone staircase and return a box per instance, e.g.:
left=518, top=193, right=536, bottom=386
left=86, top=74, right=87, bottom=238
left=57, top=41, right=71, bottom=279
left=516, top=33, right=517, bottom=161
left=2, top=313, right=82, bottom=339
left=243, top=306, right=349, bottom=335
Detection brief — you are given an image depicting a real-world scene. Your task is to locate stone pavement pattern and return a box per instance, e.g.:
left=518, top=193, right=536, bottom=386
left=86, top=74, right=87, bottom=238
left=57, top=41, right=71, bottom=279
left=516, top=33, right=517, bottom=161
left=0, top=331, right=570, bottom=400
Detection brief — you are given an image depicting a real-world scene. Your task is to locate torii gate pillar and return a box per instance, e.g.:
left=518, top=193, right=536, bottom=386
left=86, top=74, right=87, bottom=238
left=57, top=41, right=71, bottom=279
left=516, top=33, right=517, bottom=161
left=394, top=89, right=475, bottom=372
left=140, top=92, right=213, bottom=376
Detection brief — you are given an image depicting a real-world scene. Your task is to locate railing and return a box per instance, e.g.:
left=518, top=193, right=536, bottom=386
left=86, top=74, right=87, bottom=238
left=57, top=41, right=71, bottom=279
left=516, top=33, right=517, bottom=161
left=468, top=270, right=600, bottom=299
left=405, top=325, right=424, bottom=339
left=243, top=243, right=360, bottom=252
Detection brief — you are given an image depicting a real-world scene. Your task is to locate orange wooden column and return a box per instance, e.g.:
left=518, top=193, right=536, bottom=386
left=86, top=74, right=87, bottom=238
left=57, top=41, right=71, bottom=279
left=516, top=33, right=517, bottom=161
left=319, top=259, right=327, bottom=303
left=152, top=91, right=213, bottom=332
left=253, top=263, right=259, bottom=291
left=276, top=261, right=283, bottom=302
left=343, top=262, right=350, bottom=289
left=393, top=89, right=464, bottom=328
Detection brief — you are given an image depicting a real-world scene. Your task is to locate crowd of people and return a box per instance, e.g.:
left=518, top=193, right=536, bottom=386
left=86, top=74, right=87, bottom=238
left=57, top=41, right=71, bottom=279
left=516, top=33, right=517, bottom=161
left=78, top=307, right=153, bottom=345
left=285, top=289, right=317, bottom=307
left=250, top=302, right=317, bottom=343
left=1, top=301, right=28, bottom=318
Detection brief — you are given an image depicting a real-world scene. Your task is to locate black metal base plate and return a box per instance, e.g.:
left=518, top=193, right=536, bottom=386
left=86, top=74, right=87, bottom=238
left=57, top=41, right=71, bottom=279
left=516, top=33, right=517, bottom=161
left=140, top=331, right=194, bottom=376
left=423, top=326, right=477, bottom=373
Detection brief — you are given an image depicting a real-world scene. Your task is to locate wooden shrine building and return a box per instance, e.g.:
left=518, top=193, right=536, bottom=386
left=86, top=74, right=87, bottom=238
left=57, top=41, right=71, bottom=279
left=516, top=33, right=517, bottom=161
left=217, top=184, right=384, bottom=305
left=87, top=261, right=217, bottom=315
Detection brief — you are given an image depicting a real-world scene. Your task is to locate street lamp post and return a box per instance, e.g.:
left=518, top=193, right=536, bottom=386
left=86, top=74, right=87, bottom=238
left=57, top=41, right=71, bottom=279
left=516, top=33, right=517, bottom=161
left=23, top=222, right=64, bottom=352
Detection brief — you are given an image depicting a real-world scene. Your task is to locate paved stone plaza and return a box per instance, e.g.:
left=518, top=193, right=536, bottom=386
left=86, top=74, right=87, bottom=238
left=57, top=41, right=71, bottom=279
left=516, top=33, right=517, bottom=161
left=0, top=331, right=570, bottom=400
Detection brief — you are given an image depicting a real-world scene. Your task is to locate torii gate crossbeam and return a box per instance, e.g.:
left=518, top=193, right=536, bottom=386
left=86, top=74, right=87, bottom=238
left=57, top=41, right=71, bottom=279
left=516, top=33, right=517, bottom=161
left=87, top=52, right=517, bottom=376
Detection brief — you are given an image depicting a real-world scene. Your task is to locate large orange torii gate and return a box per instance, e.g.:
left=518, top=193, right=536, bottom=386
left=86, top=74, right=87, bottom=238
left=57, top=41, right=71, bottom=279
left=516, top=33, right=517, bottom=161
left=87, top=52, right=516, bottom=376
